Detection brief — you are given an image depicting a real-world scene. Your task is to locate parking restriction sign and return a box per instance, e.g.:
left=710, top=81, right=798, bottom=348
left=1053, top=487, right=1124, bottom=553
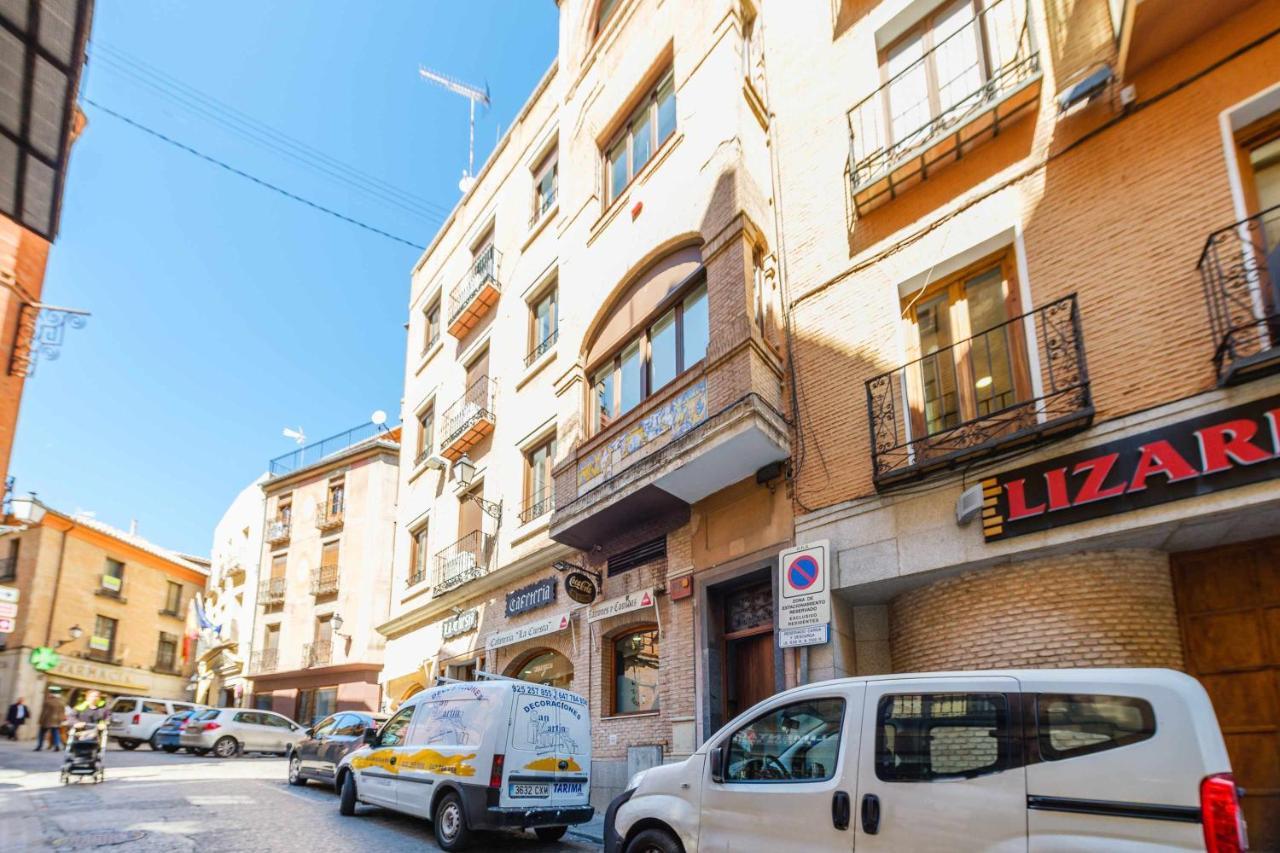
left=778, top=541, right=832, bottom=635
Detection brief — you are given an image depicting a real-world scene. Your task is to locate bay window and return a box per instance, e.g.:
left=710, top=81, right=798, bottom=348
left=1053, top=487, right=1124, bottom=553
left=604, top=70, right=677, bottom=206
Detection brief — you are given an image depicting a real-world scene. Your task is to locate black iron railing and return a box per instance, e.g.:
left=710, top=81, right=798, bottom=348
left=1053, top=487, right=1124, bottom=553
left=442, top=376, right=496, bottom=450
left=866, top=294, right=1092, bottom=485
left=303, top=641, right=332, bottom=668
left=311, top=564, right=340, bottom=597
left=433, top=530, right=493, bottom=595
left=525, top=329, right=559, bottom=367
left=251, top=649, right=279, bottom=673
left=1198, top=204, right=1280, bottom=384
left=265, top=518, right=291, bottom=544
left=315, top=501, right=344, bottom=531
left=848, top=0, right=1038, bottom=191
left=268, top=420, right=393, bottom=476
left=449, top=245, right=501, bottom=326
left=258, top=576, right=286, bottom=607
left=518, top=485, right=554, bottom=524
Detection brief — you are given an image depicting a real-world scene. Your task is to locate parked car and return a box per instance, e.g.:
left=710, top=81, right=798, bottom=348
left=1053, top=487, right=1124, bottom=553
left=151, top=708, right=206, bottom=753
left=179, top=707, right=307, bottom=758
left=287, top=711, right=388, bottom=788
left=106, top=696, right=199, bottom=750
left=336, top=679, right=594, bottom=851
left=605, top=669, right=1247, bottom=853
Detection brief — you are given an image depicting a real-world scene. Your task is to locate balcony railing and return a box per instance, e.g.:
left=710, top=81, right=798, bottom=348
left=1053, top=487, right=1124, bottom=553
left=525, top=328, right=559, bottom=367
left=0, top=556, right=15, bottom=581
left=847, top=0, right=1039, bottom=214
left=866, top=294, right=1092, bottom=486
left=441, top=376, right=496, bottom=461
left=265, top=519, right=291, bottom=545
left=519, top=485, right=554, bottom=525
left=315, top=501, right=344, bottom=531
left=258, top=576, right=286, bottom=607
left=448, top=245, right=502, bottom=338
left=268, top=420, right=387, bottom=476
left=303, top=641, right=332, bottom=668
left=1198, top=204, right=1280, bottom=385
left=250, top=649, right=279, bottom=673
left=311, top=564, right=340, bottom=597
left=433, top=530, right=494, bottom=595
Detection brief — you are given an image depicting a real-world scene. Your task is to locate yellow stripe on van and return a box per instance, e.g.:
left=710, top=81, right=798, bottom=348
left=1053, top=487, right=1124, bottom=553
left=522, top=756, right=583, bottom=773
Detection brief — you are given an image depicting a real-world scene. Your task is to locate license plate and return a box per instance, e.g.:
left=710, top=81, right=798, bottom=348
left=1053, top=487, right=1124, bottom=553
left=553, top=782, right=583, bottom=795
left=508, top=783, right=549, bottom=798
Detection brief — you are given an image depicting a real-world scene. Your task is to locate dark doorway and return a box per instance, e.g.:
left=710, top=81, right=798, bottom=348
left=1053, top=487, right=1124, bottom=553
left=720, top=578, right=776, bottom=722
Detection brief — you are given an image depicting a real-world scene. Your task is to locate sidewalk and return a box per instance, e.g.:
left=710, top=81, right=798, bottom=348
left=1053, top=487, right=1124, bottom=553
left=567, top=813, right=605, bottom=846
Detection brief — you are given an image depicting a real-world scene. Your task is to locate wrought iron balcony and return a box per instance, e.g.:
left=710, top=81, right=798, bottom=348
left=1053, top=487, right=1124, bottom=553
left=315, top=501, right=344, bottom=531
left=265, top=518, right=291, bottom=545
left=303, top=641, right=332, bottom=668
left=1198, top=204, right=1280, bottom=385
left=448, top=245, right=502, bottom=339
left=847, top=0, right=1040, bottom=215
left=518, top=485, right=554, bottom=525
left=441, top=376, right=496, bottom=462
left=525, top=329, right=559, bottom=367
left=258, top=576, right=286, bottom=607
left=250, top=649, right=279, bottom=673
left=311, top=564, right=340, bottom=597
left=866, top=294, right=1093, bottom=487
left=433, top=530, right=494, bottom=595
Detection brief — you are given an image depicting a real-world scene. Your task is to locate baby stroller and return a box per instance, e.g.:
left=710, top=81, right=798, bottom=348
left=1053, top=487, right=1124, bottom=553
left=60, top=721, right=105, bottom=784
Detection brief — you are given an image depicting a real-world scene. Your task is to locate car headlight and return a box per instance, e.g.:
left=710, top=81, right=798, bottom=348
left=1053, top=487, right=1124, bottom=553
left=626, top=769, right=648, bottom=792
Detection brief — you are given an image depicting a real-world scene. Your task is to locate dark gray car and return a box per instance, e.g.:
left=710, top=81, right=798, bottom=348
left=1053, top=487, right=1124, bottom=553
left=287, top=711, right=387, bottom=788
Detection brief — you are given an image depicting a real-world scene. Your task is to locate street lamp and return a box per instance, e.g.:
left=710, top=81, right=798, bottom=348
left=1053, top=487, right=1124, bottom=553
left=451, top=454, right=503, bottom=521
left=331, top=613, right=348, bottom=638
left=10, top=494, right=47, bottom=525
left=55, top=624, right=83, bottom=648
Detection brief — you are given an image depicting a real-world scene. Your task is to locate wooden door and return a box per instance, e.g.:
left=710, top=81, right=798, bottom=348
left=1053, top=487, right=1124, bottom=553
left=727, top=633, right=776, bottom=720
left=1172, top=537, right=1280, bottom=850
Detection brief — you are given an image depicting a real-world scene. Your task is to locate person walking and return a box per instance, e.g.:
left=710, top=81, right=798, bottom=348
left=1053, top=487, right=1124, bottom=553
left=34, top=691, right=65, bottom=751
left=5, top=698, right=29, bottom=740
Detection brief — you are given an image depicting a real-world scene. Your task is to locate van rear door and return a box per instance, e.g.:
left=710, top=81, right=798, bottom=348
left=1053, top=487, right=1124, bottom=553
left=505, top=684, right=587, bottom=810
left=551, top=689, right=590, bottom=809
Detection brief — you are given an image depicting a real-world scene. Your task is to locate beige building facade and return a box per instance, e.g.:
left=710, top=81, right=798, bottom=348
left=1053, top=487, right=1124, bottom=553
left=245, top=426, right=399, bottom=726
left=0, top=501, right=207, bottom=736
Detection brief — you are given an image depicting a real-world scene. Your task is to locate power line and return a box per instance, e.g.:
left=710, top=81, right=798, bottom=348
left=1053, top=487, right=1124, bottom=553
left=85, top=98, right=426, bottom=251
left=87, top=40, right=455, bottom=224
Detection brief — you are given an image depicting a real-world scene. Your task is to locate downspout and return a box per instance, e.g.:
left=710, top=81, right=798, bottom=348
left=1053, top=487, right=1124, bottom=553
left=42, top=522, right=71, bottom=646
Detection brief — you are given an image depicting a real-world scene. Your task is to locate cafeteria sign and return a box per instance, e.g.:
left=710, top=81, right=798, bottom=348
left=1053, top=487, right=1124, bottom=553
left=983, top=394, right=1280, bottom=542
left=588, top=588, right=654, bottom=623
left=441, top=608, right=478, bottom=640
left=506, top=576, right=557, bottom=618
left=485, top=611, right=570, bottom=651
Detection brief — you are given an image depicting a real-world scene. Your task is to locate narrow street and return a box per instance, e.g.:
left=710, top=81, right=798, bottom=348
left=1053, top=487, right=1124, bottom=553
left=0, top=742, right=602, bottom=852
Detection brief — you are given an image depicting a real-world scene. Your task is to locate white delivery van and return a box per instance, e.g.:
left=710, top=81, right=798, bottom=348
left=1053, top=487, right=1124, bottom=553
left=336, top=676, right=593, bottom=850
left=606, top=669, right=1248, bottom=853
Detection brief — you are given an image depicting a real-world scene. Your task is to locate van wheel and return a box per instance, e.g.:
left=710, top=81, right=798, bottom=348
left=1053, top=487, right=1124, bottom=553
left=534, top=826, right=568, bottom=842
left=212, top=736, right=239, bottom=758
left=118, top=739, right=139, bottom=750
left=626, top=827, right=682, bottom=853
left=338, top=772, right=358, bottom=816
left=433, top=791, right=472, bottom=851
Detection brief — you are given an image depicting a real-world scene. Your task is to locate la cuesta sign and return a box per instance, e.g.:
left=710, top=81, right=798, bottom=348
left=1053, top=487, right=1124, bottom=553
left=983, top=395, right=1280, bottom=542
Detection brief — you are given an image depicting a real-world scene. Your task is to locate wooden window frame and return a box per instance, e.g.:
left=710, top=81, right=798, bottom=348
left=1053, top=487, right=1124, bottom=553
left=277, top=495, right=292, bottom=524
left=417, top=405, right=435, bottom=458
left=900, top=249, right=1031, bottom=440
left=523, top=434, right=558, bottom=511
left=528, top=284, right=559, bottom=359
left=603, top=69, right=677, bottom=207
left=164, top=581, right=182, bottom=614
left=270, top=552, right=287, bottom=580
left=587, top=277, right=708, bottom=436
left=533, top=146, right=559, bottom=223
left=610, top=623, right=661, bottom=716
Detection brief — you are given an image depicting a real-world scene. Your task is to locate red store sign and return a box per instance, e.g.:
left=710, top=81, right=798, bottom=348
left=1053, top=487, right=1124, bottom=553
left=982, top=395, right=1280, bottom=542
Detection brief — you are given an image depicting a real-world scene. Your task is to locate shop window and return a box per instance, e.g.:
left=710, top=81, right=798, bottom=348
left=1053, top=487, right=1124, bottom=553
left=904, top=252, right=1029, bottom=437
left=513, top=649, right=573, bottom=689
left=613, top=626, right=660, bottom=714
left=724, top=697, right=845, bottom=782
left=253, top=694, right=273, bottom=711
left=604, top=69, right=677, bottom=206
left=875, top=692, right=1014, bottom=782
left=1037, top=694, right=1155, bottom=760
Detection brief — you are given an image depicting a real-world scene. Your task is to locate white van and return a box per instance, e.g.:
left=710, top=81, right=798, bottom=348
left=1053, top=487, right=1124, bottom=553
left=336, top=677, right=593, bottom=850
left=606, top=669, right=1248, bottom=853
left=106, top=696, right=199, bottom=750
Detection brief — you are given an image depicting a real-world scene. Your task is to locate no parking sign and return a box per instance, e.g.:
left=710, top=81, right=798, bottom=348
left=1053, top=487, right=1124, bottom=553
left=778, top=542, right=832, bottom=644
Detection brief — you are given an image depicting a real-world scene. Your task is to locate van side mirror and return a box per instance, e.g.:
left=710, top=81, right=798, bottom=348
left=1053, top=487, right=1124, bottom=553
left=363, top=726, right=380, bottom=747
left=709, top=744, right=725, bottom=783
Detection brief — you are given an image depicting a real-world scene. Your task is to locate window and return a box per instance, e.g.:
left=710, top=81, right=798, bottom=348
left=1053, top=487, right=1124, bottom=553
left=142, top=700, right=167, bottom=715
left=533, top=147, right=558, bottom=223
left=595, top=0, right=621, bottom=36
left=603, top=70, right=677, bottom=205
left=253, top=695, right=273, bottom=711
left=1037, top=694, right=1155, bottom=761
left=724, top=698, right=845, bottom=782
left=164, top=581, right=182, bottom=615
left=379, top=705, right=415, bottom=747
left=262, top=713, right=294, bottom=729
left=277, top=496, right=292, bottom=524
left=905, top=254, right=1028, bottom=437
left=528, top=286, right=559, bottom=363
left=409, top=524, right=429, bottom=585
left=155, top=632, right=178, bottom=671
left=613, top=627, right=660, bottom=714
left=297, top=687, right=338, bottom=727
left=423, top=297, right=441, bottom=353
left=514, top=649, right=574, bottom=690
left=91, top=615, right=118, bottom=660
left=0, top=539, right=17, bottom=580
left=320, top=540, right=339, bottom=570
left=522, top=436, right=557, bottom=522
left=334, top=714, right=368, bottom=737
left=417, top=406, right=435, bottom=463
left=312, top=715, right=340, bottom=737
left=102, top=558, right=125, bottom=594
left=270, top=553, right=286, bottom=580
left=589, top=281, right=708, bottom=434
left=264, top=624, right=280, bottom=650
left=883, top=0, right=985, bottom=148
left=875, top=693, right=1014, bottom=782
left=327, top=480, right=344, bottom=516
left=111, top=699, right=135, bottom=714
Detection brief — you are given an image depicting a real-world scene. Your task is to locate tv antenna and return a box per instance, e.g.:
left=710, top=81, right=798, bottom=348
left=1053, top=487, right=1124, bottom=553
left=282, top=426, right=307, bottom=445
left=419, top=66, right=491, bottom=193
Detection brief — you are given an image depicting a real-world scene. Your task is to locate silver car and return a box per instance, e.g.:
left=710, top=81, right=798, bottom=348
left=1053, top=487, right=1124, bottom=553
left=179, top=708, right=307, bottom=758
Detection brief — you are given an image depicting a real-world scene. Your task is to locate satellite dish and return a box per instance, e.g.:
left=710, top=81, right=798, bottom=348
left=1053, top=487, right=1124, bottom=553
left=371, top=410, right=388, bottom=426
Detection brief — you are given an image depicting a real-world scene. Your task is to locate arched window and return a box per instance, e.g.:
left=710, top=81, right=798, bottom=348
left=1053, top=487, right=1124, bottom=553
left=612, top=626, right=660, bottom=714
left=511, top=649, right=574, bottom=689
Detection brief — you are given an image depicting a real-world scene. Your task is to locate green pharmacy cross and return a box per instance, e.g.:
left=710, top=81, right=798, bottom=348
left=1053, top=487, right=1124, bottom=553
left=29, top=647, right=59, bottom=672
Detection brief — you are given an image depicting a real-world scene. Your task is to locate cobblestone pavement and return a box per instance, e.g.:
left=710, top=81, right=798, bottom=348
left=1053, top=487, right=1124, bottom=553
left=0, top=741, right=601, bottom=852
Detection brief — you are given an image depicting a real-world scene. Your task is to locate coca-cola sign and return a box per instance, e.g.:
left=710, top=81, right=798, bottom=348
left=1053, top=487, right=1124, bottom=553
left=564, top=571, right=597, bottom=605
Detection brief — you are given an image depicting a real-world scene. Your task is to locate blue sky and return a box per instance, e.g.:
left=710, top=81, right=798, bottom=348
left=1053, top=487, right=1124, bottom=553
left=11, top=1, right=559, bottom=555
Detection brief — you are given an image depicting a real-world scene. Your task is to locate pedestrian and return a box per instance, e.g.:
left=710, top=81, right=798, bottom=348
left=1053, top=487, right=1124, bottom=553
left=34, top=691, right=65, bottom=751
left=5, top=697, right=30, bottom=740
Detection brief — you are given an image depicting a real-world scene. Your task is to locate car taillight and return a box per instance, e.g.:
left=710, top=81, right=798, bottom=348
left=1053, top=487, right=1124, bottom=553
left=132, top=714, right=140, bottom=725
left=177, top=723, right=187, bottom=732
left=489, top=754, right=505, bottom=789
left=1201, top=773, right=1247, bottom=853
left=203, top=722, right=221, bottom=732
